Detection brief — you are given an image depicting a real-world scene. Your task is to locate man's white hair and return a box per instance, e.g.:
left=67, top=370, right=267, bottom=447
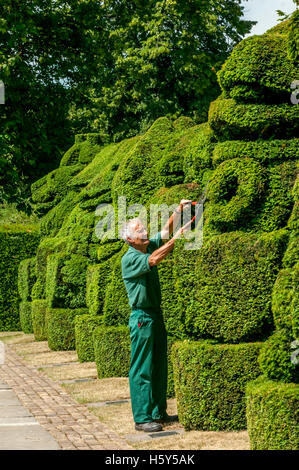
left=120, top=218, right=143, bottom=244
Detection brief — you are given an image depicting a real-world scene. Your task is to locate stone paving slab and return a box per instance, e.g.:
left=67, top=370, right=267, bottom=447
left=0, top=344, right=133, bottom=450
left=0, top=379, right=60, bottom=450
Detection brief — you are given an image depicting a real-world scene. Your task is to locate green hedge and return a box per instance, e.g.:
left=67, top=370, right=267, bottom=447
left=208, top=97, right=299, bottom=141
left=172, top=340, right=262, bottom=430
left=74, top=314, right=103, bottom=362
left=246, top=376, right=299, bottom=450
left=183, top=123, right=216, bottom=184
left=111, top=117, right=176, bottom=206
left=272, top=267, right=296, bottom=333
left=0, top=224, right=40, bottom=331
left=33, top=236, right=69, bottom=300
left=207, top=159, right=297, bottom=233
left=46, top=252, right=89, bottom=309
left=212, top=139, right=299, bottom=167
left=93, top=324, right=176, bottom=398
left=93, top=325, right=131, bottom=378
left=46, top=307, right=88, bottom=351
left=19, top=301, right=33, bottom=334
left=18, top=257, right=37, bottom=301
left=31, top=300, right=48, bottom=341
left=288, top=10, right=299, bottom=65
left=205, top=157, right=266, bottom=232
left=258, top=329, right=299, bottom=383
left=59, top=135, right=104, bottom=167
left=217, top=21, right=296, bottom=104
left=184, top=230, right=288, bottom=343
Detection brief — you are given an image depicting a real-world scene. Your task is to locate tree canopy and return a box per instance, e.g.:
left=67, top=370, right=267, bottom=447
left=0, top=0, right=255, bottom=208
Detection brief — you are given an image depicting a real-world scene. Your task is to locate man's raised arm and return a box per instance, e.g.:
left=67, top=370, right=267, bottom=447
left=160, top=199, right=192, bottom=241
left=149, top=219, right=193, bottom=267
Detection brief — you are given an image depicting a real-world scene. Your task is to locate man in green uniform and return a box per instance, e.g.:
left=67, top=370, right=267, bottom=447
left=121, top=200, right=192, bottom=432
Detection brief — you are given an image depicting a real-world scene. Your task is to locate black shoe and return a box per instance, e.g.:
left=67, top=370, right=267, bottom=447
left=135, top=422, right=163, bottom=432
left=154, top=414, right=179, bottom=423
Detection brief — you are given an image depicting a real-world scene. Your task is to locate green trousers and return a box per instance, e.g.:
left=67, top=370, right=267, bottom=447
left=128, top=308, right=168, bottom=423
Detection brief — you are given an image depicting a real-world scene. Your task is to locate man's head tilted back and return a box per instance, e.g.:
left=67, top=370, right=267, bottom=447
left=121, top=218, right=150, bottom=251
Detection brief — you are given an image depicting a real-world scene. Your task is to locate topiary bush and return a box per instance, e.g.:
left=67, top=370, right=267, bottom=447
left=46, top=307, right=88, bottom=351
left=208, top=97, right=299, bottom=141
left=46, top=252, right=89, bottom=309
left=204, top=157, right=266, bottom=232
left=74, top=314, right=103, bottom=362
left=172, top=340, right=262, bottom=430
left=217, top=21, right=297, bottom=104
left=185, top=230, right=288, bottom=343
left=183, top=123, right=216, bottom=184
left=31, top=299, right=48, bottom=341
left=212, top=138, right=299, bottom=167
left=246, top=376, right=299, bottom=450
left=93, top=325, right=131, bottom=378
left=19, top=301, right=33, bottom=334
left=0, top=224, right=40, bottom=331
left=18, top=257, right=37, bottom=302
left=258, top=329, right=299, bottom=384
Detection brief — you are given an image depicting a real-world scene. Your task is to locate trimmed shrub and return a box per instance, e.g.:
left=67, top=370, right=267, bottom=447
left=258, top=329, right=299, bottom=383
left=111, top=117, right=175, bottom=205
left=204, top=157, right=266, bottom=232
left=288, top=10, right=299, bottom=65
left=212, top=139, right=299, bottom=167
left=272, top=268, right=295, bottom=332
left=18, top=257, right=36, bottom=301
left=86, top=241, right=122, bottom=316
left=31, top=300, right=48, bottom=341
left=74, top=314, right=103, bottom=362
left=208, top=97, right=299, bottom=141
left=172, top=340, right=262, bottom=430
left=19, top=301, right=33, bottom=334
left=39, top=191, right=80, bottom=237
left=182, top=123, right=216, bottom=184
left=218, top=22, right=296, bottom=104
left=250, top=161, right=297, bottom=233
left=60, top=138, right=103, bottom=167
left=92, top=324, right=176, bottom=397
left=46, top=307, right=88, bottom=351
left=102, top=246, right=131, bottom=327
left=0, top=224, right=40, bottom=331
left=31, top=165, right=84, bottom=206
left=185, top=230, right=288, bottom=343
left=46, top=252, right=89, bottom=309
left=33, top=236, right=68, bottom=300
left=246, top=376, right=299, bottom=450
left=93, top=325, right=131, bottom=378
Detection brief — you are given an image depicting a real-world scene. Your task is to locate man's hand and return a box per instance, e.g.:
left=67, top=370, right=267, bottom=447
left=173, top=218, right=193, bottom=240
left=177, top=199, right=192, bottom=213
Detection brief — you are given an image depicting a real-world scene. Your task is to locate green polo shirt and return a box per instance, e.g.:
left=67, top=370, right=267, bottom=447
left=121, top=232, right=163, bottom=311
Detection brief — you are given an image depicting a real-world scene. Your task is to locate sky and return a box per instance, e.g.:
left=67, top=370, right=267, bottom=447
left=241, top=0, right=296, bottom=37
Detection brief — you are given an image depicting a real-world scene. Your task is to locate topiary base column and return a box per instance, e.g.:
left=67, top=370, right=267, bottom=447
left=246, top=376, right=299, bottom=450
left=172, top=340, right=262, bottom=431
left=46, top=308, right=88, bottom=351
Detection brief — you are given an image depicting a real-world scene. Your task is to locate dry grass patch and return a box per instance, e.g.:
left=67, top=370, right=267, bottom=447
left=89, top=398, right=181, bottom=437
left=38, top=362, right=98, bottom=381
left=134, top=429, right=250, bottom=450
left=0, top=332, right=35, bottom=344
left=62, top=377, right=131, bottom=404
left=12, top=341, right=50, bottom=356
left=19, top=349, right=79, bottom=366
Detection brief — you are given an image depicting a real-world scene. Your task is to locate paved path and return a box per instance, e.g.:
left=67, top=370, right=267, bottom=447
left=0, top=344, right=132, bottom=450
